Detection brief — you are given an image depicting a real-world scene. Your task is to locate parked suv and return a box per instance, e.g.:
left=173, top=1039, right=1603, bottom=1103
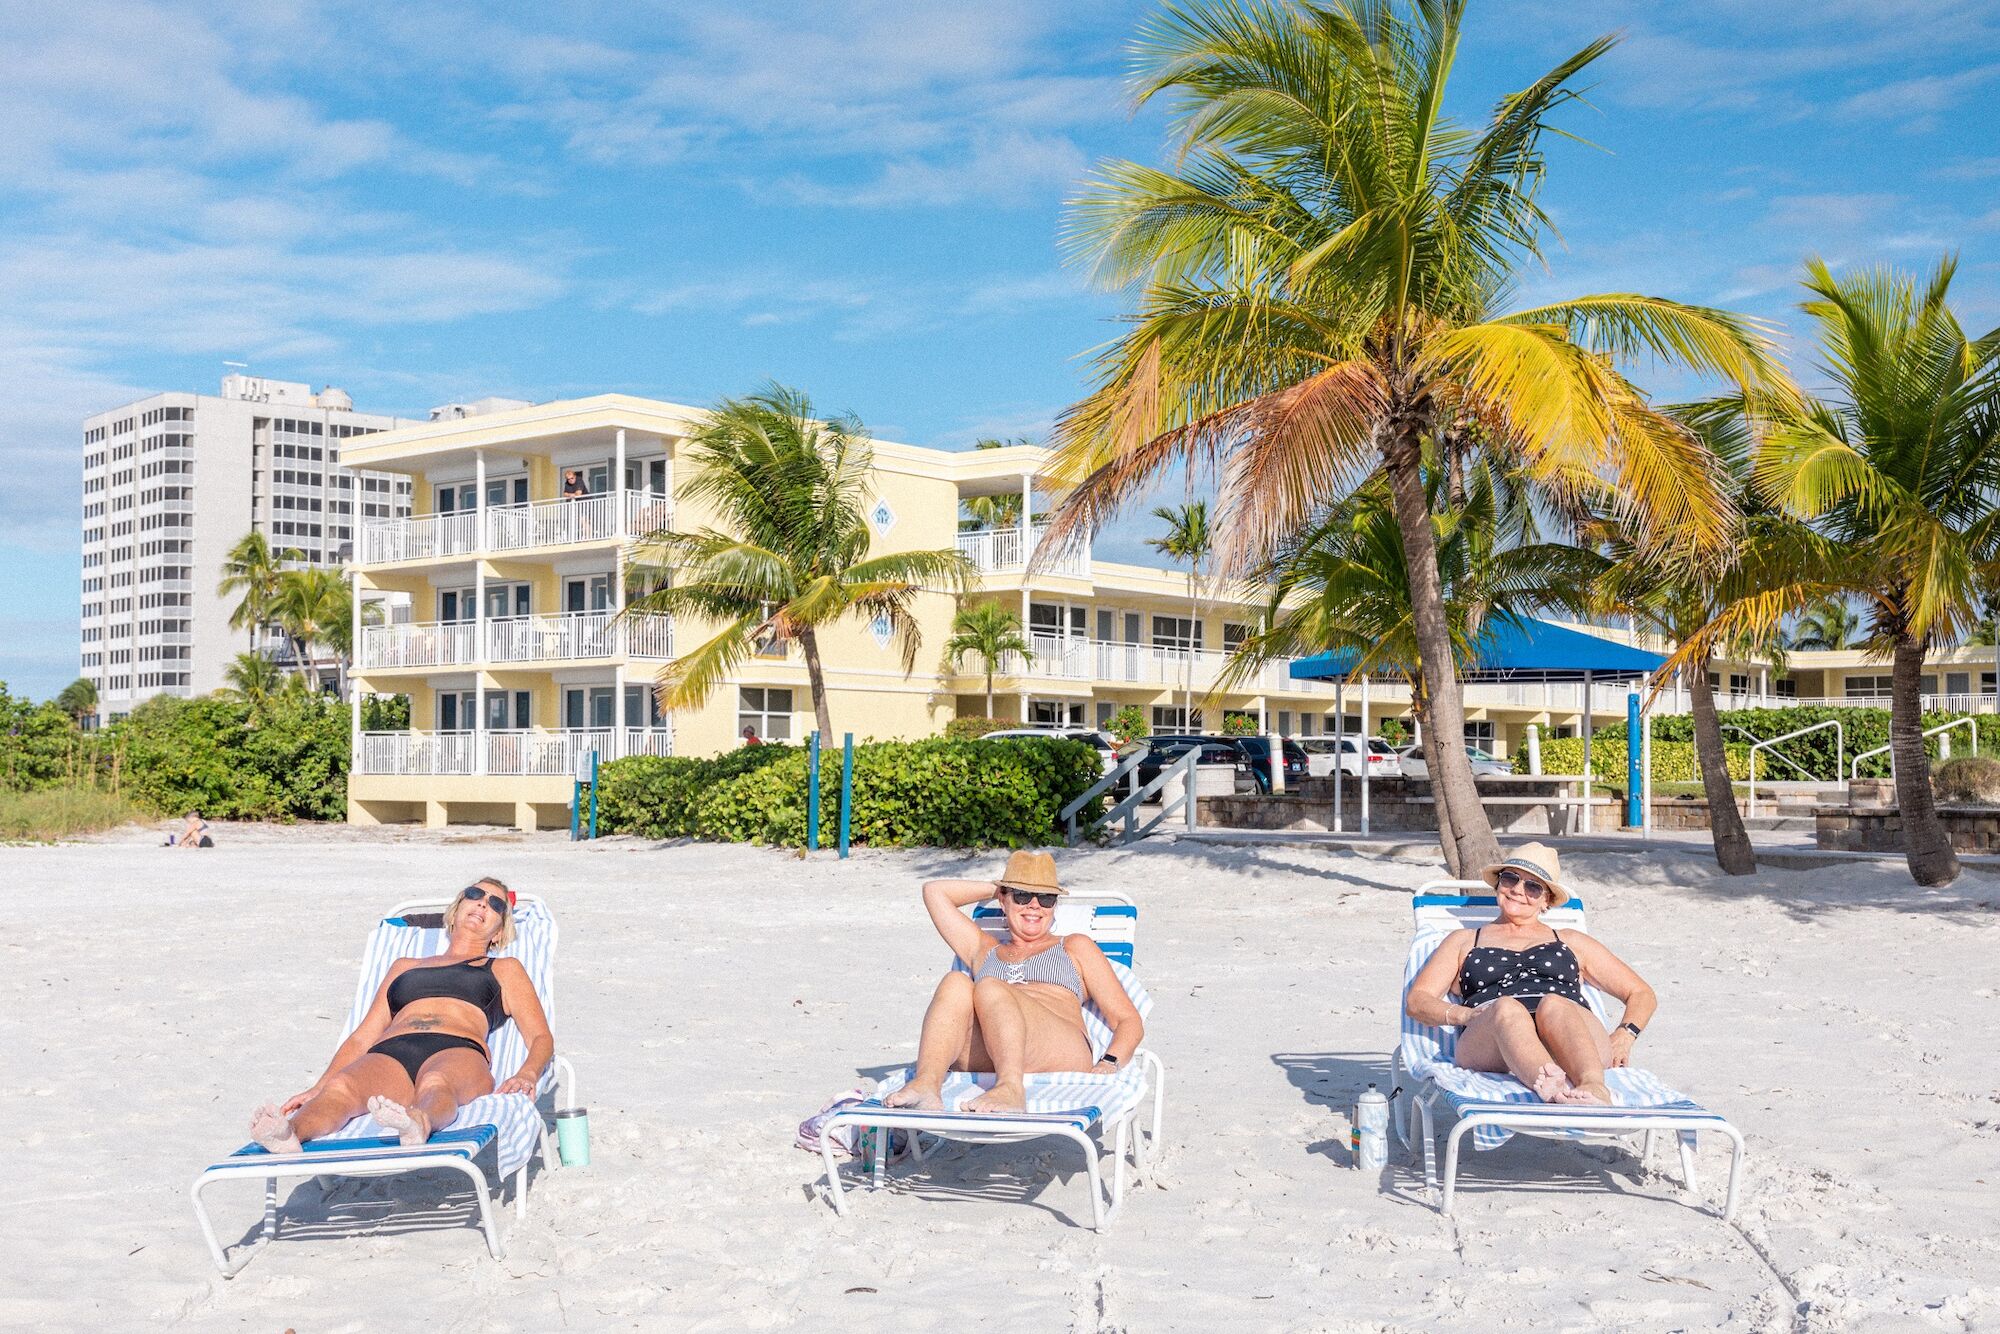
left=1298, top=735, right=1403, bottom=778
left=1137, top=733, right=1307, bottom=793
left=1231, top=736, right=1311, bottom=790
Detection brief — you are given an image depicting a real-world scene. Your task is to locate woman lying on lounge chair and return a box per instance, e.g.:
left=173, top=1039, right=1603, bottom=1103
left=248, top=878, right=554, bottom=1152
left=1404, top=844, right=1656, bottom=1106
left=883, top=850, right=1143, bottom=1115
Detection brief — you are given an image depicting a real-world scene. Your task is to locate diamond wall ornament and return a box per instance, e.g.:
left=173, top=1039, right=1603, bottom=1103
left=870, top=497, right=896, bottom=536
left=870, top=614, right=894, bottom=649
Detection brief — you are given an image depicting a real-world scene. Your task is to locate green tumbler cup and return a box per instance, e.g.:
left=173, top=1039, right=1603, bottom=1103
left=555, top=1107, right=590, bottom=1166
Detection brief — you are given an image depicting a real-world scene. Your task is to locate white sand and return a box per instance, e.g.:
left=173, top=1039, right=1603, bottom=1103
left=3, top=826, right=1996, bottom=1331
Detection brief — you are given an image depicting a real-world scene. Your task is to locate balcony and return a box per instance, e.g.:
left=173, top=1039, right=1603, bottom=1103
left=974, top=633, right=1341, bottom=695
left=358, top=491, right=675, bottom=564
left=357, top=612, right=673, bottom=669
left=355, top=727, right=674, bottom=777
left=957, top=522, right=1089, bottom=578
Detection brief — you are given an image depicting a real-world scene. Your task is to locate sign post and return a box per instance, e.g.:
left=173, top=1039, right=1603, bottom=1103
left=839, top=733, right=854, bottom=858
left=807, top=731, right=822, bottom=851
left=1626, top=692, right=1642, bottom=829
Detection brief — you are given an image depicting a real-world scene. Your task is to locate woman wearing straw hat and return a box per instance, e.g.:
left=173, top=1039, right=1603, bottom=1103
left=1404, top=843, right=1656, bottom=1106
left=882, top=850, right=1144, bottom=1115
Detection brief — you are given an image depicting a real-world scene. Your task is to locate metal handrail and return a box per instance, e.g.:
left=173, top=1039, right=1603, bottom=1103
left=1746, top=719, right=1843, bottom=818
left=1850, top=717, right=1978, bottom=781
left=1066, top=746, right=1203, bottom=846
left=1720, top=723, right=1816, bottom=784
left=1062, top=746, right=1149, bottom=837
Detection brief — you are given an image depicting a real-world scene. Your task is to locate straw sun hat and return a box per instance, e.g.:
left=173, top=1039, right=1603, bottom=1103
left=1479, top=842, right=1571, bottom=907
left=995, top=849, right=1066, bottom=896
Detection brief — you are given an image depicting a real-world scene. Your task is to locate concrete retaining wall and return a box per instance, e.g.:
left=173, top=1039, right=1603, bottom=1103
left=1816, top=804, right=2000, bottom=853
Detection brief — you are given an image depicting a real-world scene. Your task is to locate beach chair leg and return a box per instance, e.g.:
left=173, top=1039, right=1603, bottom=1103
left=1677, top=1131, right=1700, bottom=1195
left=263, top=1177, right=278, bottom=1240
left=908, top=1132, right=927, bottom=1164
left=1111, top=1119, right=1131, bottom=1210
left=1641, top=1129, right=1657, bottom=1174
left=1718, top=1125, right=1747, bottom=1222
left=1071, top=1128, right=1111, bottom=1230
left=1143, top=1049, right=1167, bottom=1163
left=190, top=1171, right=266, bottom=1278
left=870, top=1122, right=889, bottom=1188
left=1415, top=1096, right=1439, bottom=1198
left=1441, top=1119, right=1477, bottom=1215
left=820, top=1132, right=850, bottom=1217
left=450, top=1159, right=505, bottom=1261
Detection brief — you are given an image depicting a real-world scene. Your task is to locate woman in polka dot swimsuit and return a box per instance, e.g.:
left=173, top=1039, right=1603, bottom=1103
left=1404, top=844, right=1657, bottom=1106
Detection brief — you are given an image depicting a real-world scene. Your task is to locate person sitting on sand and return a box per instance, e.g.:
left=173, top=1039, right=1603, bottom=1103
left=172, top=811, right=213, bottom=848
left=882, top=850, right=1143, bottom=1115
left=248, top=878, right=553, bottom=1152
left=1403, top=844, right=1655, bottom=1106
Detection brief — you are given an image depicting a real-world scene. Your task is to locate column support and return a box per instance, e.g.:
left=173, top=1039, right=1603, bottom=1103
left=349, top=567, right=363, bottom=772
left=474, top=562, right=488, bottom=776
left=474, top=451, right=487, bottom=554
left=1581, top=669, right=1594, bottom=834
left=1333, top=680, right=1344, bottom=832
left=614, top=428, right=628, bottom=538
left=1360, top=673, right=1371, bottom=835
left=1019, top=473, right=1032, bottom=566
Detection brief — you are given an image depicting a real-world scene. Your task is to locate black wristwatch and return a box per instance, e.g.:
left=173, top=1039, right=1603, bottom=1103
left=1100, top=1052, right=1120, bottom=1066
left=1617, top=1022, right=1642, bottom=1039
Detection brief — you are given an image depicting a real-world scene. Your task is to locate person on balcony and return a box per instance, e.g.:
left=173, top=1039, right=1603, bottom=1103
left=882, top=851, right=1142, bottom=1114
left=247, top=878, right=554, bottom=1151
left=1403, top=844, right=1655, bottom=1106
left=561, top=469, right=588, bottom=500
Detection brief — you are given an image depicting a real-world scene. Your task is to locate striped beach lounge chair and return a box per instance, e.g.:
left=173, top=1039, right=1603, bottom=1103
left=819, top=892, right=1165, bottom=1230
left=191, top=895, right=578, bottom=1276
left=1394, top=880, right=1745, bottom=1219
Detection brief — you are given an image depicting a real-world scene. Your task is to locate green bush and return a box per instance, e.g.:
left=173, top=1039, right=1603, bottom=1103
left=0, top=787, right=145, bottom=841
left=0, top=685, right=98, bottom=792
left=1531, top=704, right=2000, bottom=781
left=1933, top=755, right=2000, bottom=805
left=599, top=736, right=1103, bottom=848
left=1220, top=712, right=1258, bottom=736
left=944, top=716, right=1010, bottom=740
left=1525, top=736, right=1750, bottom=787
left=113, top=693, right=351, bottom=820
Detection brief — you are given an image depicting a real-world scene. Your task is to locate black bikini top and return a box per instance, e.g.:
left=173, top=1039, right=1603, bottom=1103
left=1456, top=928, right=1585, bottom=1009
left=388, top=958, right=507, bottom=1032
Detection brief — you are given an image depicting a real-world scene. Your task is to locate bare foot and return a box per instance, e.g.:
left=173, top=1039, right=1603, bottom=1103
left=1557, top=1082, right=1611, bottom=1106
left=249, top=1102, right=302, bottom=1155
left=965, top=1081, right=1026, bottom=1114
left=1531, top=1063, right=1572, bottom=1102
left=367, top=1095, right=432, bottom=1146
left=883, top=1080, right=943, bottom=1111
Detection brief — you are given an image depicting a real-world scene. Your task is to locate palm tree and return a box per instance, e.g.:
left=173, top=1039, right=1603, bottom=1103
left=1693, top=257, right=2000, bottom=886
left=53, top=677, right=97, bottom=724
left=1593, top=400, right=1799, bottom=876
left=223, top=651, right=286, bottom=702
left=1039, top=0, right=1789, bottom=873
left=623, top=384, right=973, bottom=740
left=270, top=567, right=347, bottom=695
left=1787, top=596, right=1863, bottom=651
left=1222, top=459, right=1598, bottom=873
left=1148, top=501, right=1213, bottom=720
left=218, top=531, right=302, bottom=658
left=944, top=602, right=1033, bottom=718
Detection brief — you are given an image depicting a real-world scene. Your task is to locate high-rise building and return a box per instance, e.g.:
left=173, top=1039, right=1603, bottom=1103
left=80, top=374, right=421, bottom=719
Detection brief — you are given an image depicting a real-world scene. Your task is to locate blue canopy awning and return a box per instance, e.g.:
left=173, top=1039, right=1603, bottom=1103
left=1288, top=617, right=1666, bottom=684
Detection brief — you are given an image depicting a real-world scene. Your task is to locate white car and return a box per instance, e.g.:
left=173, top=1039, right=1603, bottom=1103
left=980, top=727, right=1128, bottom=782
left=1297, top=736, right=1403, bottom=778
left=1395, top=744, right=1514, bottom=778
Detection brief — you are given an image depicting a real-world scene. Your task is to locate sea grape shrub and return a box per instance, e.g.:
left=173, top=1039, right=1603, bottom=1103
left=944, top=717, right=1011, bottom=740
left=1932, top=756, right=2000, bottom=805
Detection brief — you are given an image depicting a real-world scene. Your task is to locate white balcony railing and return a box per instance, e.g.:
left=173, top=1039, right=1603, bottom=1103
left=979, top=634, right=1343, bottom=696
left=356, top=730, right=476, bottom=776
left=487, top=610, right=619, bottom=663
left=357, top=727, right=673, bottom=776
left=358, top=612, right=671, bottom=668
left=360, top=510, right=478, bottom=564
left=485, top=495, right=616, bottom=552
left=957, top=522, right=1089, bottom=578
left=624, top=490, right=674, bottom=537
left=359, top=619, right=478, bottom=668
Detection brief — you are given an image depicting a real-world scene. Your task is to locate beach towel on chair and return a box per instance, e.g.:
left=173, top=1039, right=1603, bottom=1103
left=1400, top=931, right=1702, bottom=1150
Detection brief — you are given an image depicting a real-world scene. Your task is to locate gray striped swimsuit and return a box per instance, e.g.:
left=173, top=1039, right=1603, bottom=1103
left=974, top=938, right=1084, bottom=999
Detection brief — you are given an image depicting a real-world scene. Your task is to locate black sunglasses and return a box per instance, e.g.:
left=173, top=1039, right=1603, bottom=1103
left=1495, top=868, right=1549, bottom=899
left=1003, top=889, right=1059, bottom=909
left=461, top=886, right=510, bottom=914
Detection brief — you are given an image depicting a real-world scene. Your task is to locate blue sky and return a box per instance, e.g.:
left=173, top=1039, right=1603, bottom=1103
left=2, top=0, right=1996, bottom=699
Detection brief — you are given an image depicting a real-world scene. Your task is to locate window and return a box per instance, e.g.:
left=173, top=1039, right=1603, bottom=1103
left=624, top=685, right=666, bottom=729
left=1844, top=675, right=1893, bottom=699
left=1095, top=700, right=1115, bottom=727
left=1152, top=705, right=1203, bottom=731
left=1029, top=602, right=1084, bottom=639
left=1775, top=678, right=1798, bottom=698
left=1728, top=673, right=1750, bottom=695
left=1277, top=710, right=1292, bottom=736
left=738, top=687, right=794, bottom=742
left=1947, top=672, right=1970, bottom=696
left=1223, top=622, right=1251, bottom=653
left=1151, top=616, right=1202, bottom=651
left=1029, top=699, right=1084, bottom=726
left=561, top=686, right=616, bottom=730
left=1985, top=672, right=1997, bottom=697
left=1465, top=721, right=1495, bottom=748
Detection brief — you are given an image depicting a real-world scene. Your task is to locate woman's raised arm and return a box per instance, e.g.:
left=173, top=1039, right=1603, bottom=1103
left=919, top=879, right=1000, bottom=969
left=493, top=958, right=554, bottom=1097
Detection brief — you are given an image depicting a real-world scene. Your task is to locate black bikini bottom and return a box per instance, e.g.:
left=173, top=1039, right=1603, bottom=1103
left=368, top=1033, right=488, bottom=1083
left=1471, top=993, right=1580, bottom=1017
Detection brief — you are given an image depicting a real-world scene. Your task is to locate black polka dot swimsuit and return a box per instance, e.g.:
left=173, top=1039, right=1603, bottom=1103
left=1456, top=928, right=1585, bottom=1016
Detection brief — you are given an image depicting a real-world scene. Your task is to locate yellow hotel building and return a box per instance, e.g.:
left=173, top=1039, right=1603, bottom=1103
left=343, top=393, right=2000, bottom=830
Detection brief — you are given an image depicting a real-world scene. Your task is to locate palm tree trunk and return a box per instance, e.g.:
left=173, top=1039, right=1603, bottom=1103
left=1412, top=690, right=1461, bottom=877
left=799, top=625, right=835, bottom=741
left=1380, top=425, right=1502, bottom=871
left=985, top=666, right=994, bottom=719
left=1892, top=632, right=1959, bottom=885
left=1687, top=658, right=1756, bottom=875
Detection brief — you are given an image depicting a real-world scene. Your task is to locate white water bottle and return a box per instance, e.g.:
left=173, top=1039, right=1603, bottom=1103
left=1354, top=1084, right=1390, bottom=1170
